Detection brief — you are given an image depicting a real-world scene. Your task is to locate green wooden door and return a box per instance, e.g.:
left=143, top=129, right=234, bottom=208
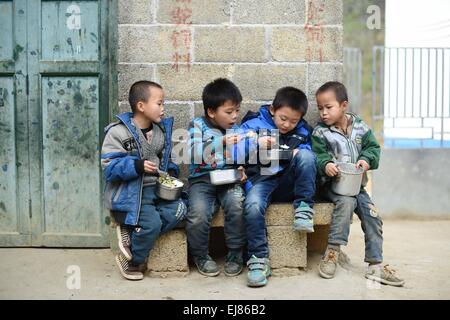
left=0, top=0, right=31, bottom=246
left=0, top=0, right=113, bottom=247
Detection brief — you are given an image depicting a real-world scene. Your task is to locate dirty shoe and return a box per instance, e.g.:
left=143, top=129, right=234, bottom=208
left=116, top=224, right=132, bottom=261
left=115, top=253, right=144, bottom=281
left=224, top=249, right=244, bottom=277
left=319, top=247, right=339, bottom=279
left=293, top=202, right=314, bottom=233
left=247, top=255, right=271, bottom=287
left=338, top=250, right=352, bottom=269
left=365, top=264, right=405, bottom=287
left=193, top=255, right=220, bottom=277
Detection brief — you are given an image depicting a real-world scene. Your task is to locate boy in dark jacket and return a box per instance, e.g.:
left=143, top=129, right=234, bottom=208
left=101, top=81, right=186, bottom=280
left=312, top=81, right=404, bottom=286
left=240, top=87, right=317, bottom=287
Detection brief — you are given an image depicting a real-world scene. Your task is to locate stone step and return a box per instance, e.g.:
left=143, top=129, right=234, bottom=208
left=211, top=202, right=334, bottom=227
left=109, top=202, right=334, bottom=277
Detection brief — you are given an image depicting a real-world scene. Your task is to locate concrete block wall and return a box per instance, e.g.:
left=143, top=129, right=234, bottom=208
left=115, top=0, right=344, bottom=277
left=118, top=0, right=344, bottom=142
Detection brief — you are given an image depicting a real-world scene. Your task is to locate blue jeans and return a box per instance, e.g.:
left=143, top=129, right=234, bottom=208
left=129, top=185, right=186, bottom=265
left=326, top=188, right=383, bottom=263
left=244, top=149, right=317, bottom=258
left=186, top=181, right=246, bottom=257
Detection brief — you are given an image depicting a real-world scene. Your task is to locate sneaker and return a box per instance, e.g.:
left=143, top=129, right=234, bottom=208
left=115, top=254, right=144, bottom=281
left=247, top=255, right=271, bottom=287
left=365, top=264, right=405, bottom=287
left=138, top=259, right=148, bottom=274
left=338, top=250, right=352, bottom=270
left=224, top=250, right=244, bottom=277
left=116, top=224, right=132, bottom=261
left=193, top=255, right=220, bottom=277
left=319, top=247, right=339, bottom=279
left=293, top=202, right=314, bottom=233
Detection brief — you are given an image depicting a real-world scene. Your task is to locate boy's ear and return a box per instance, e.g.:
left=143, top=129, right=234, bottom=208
left=269, top=105, right=275, bottom=116
left=136, top=101, right=144, bottom=113
left=206, top=107, right=215, bottom=119
left=341, top=101, right=349, bottom=111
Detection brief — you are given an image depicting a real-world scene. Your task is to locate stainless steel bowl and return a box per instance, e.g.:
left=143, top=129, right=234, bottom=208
left=155, top=177, right=184, bottom=201
left=331, top=162, right=364, bottom=196
left=209, top=169, right=242, bottom=185
left=259, top=149, right=294, bottom=161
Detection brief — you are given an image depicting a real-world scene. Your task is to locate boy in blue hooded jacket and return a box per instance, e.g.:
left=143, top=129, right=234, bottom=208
left=240, top=86, right=317, bottom=287
left=101, top=81, right=187, bottom=280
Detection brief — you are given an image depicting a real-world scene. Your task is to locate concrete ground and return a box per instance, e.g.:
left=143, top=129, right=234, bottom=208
left=1, top=220, right=450, bottom=300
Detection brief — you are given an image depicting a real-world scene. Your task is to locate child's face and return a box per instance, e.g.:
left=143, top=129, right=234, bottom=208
left=207, top=100, right=240, bottom=130
left=269, top=106, right=303, bottom=134
left=136, top=86, right=165, bottom=123
left=316, top=90, right=348, bottom=126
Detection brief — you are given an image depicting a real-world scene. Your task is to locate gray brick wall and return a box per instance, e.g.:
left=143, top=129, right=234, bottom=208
left=118, top=0, right=343, bottom=131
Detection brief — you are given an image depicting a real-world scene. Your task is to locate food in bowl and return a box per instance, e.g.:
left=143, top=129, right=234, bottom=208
left=158, top=175, right=183, bottom=189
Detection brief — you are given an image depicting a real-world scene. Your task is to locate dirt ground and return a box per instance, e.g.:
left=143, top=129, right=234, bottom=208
left=1, top=220, right=449, bottom=300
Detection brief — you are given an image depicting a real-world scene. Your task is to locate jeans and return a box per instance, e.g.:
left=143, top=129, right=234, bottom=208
left=186, top=181, right=246, bottom=257
left=326, top=188, right=383, bottom=263
left=129, top=185, right=186, bottom=265
left=244, top=149, right=317, bottom=258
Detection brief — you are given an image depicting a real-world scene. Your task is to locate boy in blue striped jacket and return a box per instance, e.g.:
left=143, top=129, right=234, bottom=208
left=186, top=78, right=247, bottom=277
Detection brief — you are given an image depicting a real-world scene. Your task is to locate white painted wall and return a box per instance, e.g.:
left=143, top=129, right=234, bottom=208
left=384, top=0, right=450, bottom=145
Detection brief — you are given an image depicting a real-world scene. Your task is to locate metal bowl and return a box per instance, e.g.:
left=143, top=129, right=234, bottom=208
left=259, top=149, right=294, bottom=161
left=209, top=169, right=242, bottom=185
left=331, top=162, right=364, bottom=196
left=155, top=177, right=184, bottom=201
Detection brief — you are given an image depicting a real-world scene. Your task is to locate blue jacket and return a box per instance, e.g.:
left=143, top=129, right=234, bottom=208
left=101, top=112, right=179, bottom=226
left=240, top=105, right=313, bottom=184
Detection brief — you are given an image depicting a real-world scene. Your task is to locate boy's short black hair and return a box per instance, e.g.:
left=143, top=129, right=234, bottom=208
left=272, top=86, right=308, bottom=115
left=315, top=81, right=348, bottom=104
left=128, top=80, right=163, bottom=113
left=202, top=78, right=242, bottom=114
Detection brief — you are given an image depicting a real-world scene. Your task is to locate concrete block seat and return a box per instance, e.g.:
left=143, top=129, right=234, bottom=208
left=110, top=202, right=334, bottom=277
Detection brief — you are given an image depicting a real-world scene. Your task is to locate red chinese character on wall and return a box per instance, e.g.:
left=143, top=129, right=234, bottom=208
left=172, top=53, right=191, bottom=72
left=171, top=29, right=192, bottom=49
left=305, top=1, right=326, bottom=63
left=171, top=2, right=193, bottom=72
left=171, top=6, right=192, bottom=25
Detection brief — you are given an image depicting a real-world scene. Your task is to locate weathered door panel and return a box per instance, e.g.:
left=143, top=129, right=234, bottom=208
left=38, top=77, right=102, bottom=246
left=41, top=1, right=99, bottom=62
left=0, top=0, right=31, bottom=246
left=0, top=0, right=111, bottom=247
left=27, top=0, right=109, bottom=247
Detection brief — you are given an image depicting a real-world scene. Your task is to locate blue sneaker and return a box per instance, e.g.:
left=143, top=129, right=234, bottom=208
left=293, top=202, right=314, bottom=233
left=246, top=255, right=271, bottom=287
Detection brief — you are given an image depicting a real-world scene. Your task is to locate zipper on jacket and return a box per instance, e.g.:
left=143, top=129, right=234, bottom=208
left=330, top=127, right=357, bottom=164
left=134, top=176, right=144, bottom=225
